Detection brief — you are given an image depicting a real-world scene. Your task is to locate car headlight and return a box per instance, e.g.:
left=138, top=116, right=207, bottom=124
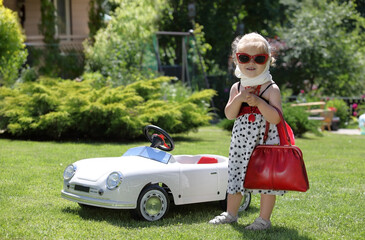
left=63, top=164, right=76, bottom=181
left=106, top=172, right=122, bottom=190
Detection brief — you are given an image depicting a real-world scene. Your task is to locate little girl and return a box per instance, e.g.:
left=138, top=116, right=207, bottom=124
left=209, top=32, right=285, bottom=230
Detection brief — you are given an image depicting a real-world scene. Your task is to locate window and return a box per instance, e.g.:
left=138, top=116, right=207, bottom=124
left=54, top=0, right=71, bottom=38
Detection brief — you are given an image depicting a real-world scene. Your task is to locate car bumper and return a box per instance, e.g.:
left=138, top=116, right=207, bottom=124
left=61, top=190, right=135, bottom=209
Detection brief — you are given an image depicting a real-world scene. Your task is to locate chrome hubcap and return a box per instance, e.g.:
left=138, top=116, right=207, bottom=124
left=141, top=190, right=167, bottom=221
left=145, top=194, right=163, bottom=216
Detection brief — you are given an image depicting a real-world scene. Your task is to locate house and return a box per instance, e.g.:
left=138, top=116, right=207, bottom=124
left=3, top=0, right=90, bottom=49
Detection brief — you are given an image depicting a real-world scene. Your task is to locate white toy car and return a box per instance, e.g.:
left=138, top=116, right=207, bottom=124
left=61, top=125, right=251, bottom=221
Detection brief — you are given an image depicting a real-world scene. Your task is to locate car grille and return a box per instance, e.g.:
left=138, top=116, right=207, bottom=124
left=74, top=185, right=90, bottom=193
left=69, top=184, right=100, bottom=195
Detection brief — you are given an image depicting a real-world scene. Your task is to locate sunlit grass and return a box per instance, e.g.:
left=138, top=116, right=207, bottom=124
left=0, top=126, right=364, bottom=239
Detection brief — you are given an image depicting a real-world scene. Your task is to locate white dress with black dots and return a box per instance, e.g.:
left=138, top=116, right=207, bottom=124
left=227, top=112, right=286, bottom=196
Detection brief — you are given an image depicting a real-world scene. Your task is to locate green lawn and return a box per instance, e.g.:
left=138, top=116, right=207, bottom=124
left=0, top=126, right=364, bottom=239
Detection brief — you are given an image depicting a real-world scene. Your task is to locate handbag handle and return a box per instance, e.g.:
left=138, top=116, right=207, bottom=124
left=264, top=106, right=292, bottom=146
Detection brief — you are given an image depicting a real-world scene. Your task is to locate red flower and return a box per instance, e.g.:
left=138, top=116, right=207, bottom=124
left=328, top=107, right=337, bottom=112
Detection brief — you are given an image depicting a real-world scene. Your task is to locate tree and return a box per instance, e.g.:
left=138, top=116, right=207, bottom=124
left=88, top=0, right=106, bottom=43
left=158, top=0, right=290, bottom=72
left=38, top=0, right=61, bottom=77
left=84, top=0, right=168, bottom=85
left=39, top=0, right=58, bottom=45
left=275, top=0, right=365, bottom=96
left=0, top=0, right=28, bottom=86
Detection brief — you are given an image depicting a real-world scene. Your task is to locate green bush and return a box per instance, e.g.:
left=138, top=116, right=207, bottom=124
left=218, top=104, right=320, bottom=137
left=217, top=118, right=234, bottom=132
left=282, top=104, right=320, bottom=137
left=326, top=99, right=349, bottom=127
left=84, top=0, right=167, bottom=85
left=356, top=102, right=365, bottom=117
left=19, top=67, right=38, bottom=83
left=0, top=76, right=215, bottom=140
left=0, top=2, right=28, bottom=86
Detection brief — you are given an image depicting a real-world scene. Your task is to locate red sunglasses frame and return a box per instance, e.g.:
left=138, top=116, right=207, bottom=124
left=236, top=53, right=269, bottom=65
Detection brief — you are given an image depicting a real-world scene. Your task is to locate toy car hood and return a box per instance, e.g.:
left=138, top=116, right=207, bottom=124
left=73, top=147, right=174, bottom=182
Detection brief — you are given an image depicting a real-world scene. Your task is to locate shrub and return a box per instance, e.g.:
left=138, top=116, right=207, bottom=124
left=356, top=102, right=365, bottom=117
left=217, top=118, right=234, bottom=132
left=19, top=67, right=38, bottom=83
left=325, top=99, right=349, bottom=128
left=84, top=0, right=168, bottom=85
left=282, top=104, right=320, bottom=137
left=0, top=2, right=28, bottom=86
left=0, top=76, right=215, bottom=140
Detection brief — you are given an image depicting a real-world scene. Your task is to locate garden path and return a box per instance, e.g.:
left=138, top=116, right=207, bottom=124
left=332, top=129, right=361, bottom=135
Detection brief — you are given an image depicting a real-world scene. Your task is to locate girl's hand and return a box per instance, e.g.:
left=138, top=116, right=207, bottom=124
left=225, top=83, right=261, bottom=120
left=237, top=87, right=255, bottom=103
left=246, top=93, right=261, bottom=107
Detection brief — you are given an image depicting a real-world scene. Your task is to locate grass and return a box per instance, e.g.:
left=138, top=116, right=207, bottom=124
left=0, top=126, right=364, bottom=239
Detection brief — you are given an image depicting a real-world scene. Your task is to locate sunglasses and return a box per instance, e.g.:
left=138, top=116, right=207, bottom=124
left=236, top=53, right=269, bottom=65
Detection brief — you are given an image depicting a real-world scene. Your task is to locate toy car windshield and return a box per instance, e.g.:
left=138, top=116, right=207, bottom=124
left=122, top=146, right=172, bottom=164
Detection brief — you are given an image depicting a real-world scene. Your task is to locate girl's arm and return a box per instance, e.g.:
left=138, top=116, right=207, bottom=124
left=246, top=85, right=282, bottom=124
left=225, top=82, right=251, bottom=120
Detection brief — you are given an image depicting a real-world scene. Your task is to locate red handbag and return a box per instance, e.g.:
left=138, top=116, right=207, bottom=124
left=244, top=107, right=309, bottom=192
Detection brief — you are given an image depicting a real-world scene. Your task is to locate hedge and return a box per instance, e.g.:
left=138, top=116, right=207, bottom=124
left=0, top=75, right=215, bottom=140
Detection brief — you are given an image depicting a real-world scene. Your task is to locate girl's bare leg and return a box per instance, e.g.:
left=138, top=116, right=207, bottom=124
left=227, top=192, right=243, bottom=217
left=259, top=194, right=276, bottom=220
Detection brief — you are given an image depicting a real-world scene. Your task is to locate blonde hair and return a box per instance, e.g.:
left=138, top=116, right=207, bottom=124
left=231, top=32, right=275, bottom=66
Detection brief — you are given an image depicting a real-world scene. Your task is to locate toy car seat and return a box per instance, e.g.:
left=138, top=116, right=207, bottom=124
left=197, top=156, right=218, bottom=164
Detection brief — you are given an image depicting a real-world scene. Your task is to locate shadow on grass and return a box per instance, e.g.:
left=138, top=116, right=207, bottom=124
left=231, top=223, right=312, bottom=240
left=61, top=203, right=311, bottom=239
left=61, top=201, right=258, bottom=228
left=43, top=133, right=205, bottom=146
left=0, top=128, right=204, bottom=146
left=226, top=202, right=312, bottom=239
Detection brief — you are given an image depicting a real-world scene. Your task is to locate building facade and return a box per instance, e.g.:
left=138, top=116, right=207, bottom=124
left=3, top=0, right=90, bottom=48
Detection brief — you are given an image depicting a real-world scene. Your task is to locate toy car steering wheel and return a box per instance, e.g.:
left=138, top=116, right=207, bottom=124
left=144, top=125, right=175, bottom=152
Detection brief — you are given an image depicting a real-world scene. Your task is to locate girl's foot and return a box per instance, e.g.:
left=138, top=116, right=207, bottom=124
left=208, top=212, right=238, bottom=224
left=245, top=217, right=271, bottom=230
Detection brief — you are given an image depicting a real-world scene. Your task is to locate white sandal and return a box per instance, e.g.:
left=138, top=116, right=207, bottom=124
left=245, top=217, right=271, bottom=230
left=208, top=212, right=238, bottom=224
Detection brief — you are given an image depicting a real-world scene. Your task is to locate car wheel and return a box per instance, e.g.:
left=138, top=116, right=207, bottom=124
left=220, top=192, right=251, bottom=212
left=238, top=192, right=251, bottom=212
left=136, top=185, right=170, bottom=221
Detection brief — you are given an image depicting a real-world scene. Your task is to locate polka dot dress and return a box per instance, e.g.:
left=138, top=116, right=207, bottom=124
left=227, top=113, right=286, bottom=196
